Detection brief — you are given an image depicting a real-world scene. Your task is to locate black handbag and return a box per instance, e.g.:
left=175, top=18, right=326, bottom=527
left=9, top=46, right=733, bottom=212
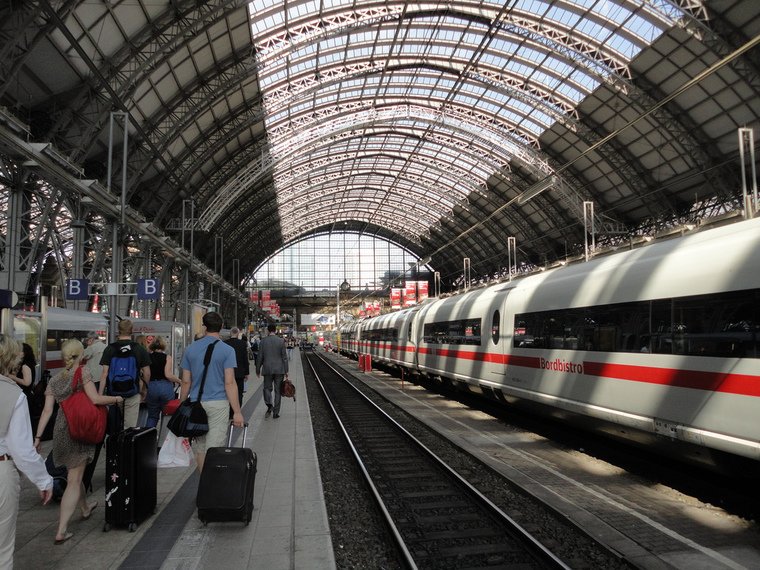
left=167, top=341, right=218, bottom=439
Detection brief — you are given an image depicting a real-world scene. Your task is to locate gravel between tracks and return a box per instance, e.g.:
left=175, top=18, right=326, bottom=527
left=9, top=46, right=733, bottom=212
left=305, top=353, right=632, bottom=569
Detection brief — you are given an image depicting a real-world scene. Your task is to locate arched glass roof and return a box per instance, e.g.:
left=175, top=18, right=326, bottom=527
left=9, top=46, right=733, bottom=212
left=198, top=0, right=676, bottom=246
left=2, top=1, right=758, bottom=295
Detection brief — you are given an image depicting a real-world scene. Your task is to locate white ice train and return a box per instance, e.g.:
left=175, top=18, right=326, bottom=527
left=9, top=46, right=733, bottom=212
left=1, top=307, right=109, bottom=379
left=44, top=308, right=109, bottom=373
left=1, top=308, right=188, bottom=378
left=340, top=216, right=760, bottom=468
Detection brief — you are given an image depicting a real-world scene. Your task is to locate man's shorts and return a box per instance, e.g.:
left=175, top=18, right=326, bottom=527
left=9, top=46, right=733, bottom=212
left=123, top=393, right=141, bottom=428
left=194, top=400, right=231, bottom=454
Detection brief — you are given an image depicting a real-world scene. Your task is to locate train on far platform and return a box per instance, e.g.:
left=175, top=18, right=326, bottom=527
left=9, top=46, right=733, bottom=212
left=1, top=307, right=189, bottom=379
left=339, top=215, right=760, bottom=470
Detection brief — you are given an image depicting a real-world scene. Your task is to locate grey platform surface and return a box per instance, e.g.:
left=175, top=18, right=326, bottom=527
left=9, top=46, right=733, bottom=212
left=12, top=347, right=336, bottom=570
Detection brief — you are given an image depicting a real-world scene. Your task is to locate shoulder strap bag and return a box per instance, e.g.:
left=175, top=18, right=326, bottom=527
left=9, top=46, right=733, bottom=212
left=167, top=341, right=219, bottom=439
left=61, top=365, right=108, bottom=444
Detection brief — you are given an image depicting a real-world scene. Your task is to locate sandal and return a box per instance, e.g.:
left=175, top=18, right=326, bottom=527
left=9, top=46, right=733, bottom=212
left=82, top=501, right=98, bottom=520
left=54, top=532, right=73, bottom=545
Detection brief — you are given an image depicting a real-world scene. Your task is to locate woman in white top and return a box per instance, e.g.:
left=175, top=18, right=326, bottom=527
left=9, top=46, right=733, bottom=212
left=0, top=334, right=53, bottom=567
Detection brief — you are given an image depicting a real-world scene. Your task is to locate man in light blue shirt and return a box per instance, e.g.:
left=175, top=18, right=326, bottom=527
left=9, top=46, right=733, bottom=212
left=180, top=312, right=243, bottom=472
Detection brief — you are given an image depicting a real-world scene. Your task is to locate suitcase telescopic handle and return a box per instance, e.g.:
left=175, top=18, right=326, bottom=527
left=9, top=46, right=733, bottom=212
left=228, top=422, right=249, bottom=448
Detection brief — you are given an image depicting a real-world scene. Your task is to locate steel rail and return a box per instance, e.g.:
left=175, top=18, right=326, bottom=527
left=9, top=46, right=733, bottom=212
left=307, top=351, right=570, bottom=569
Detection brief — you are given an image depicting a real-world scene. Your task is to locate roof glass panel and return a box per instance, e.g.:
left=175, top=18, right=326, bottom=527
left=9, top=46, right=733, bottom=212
left=241, top=0, right=679, bottom=243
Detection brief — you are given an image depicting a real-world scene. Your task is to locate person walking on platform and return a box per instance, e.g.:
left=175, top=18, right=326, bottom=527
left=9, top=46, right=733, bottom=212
left=224, top=327, right=249, bottom=413
left=250, top=335, right=260, bottom=367
left=82, top=331, right=105, bottom=392
left=180, top=312, right=244, bottom=473
left=145, top=337, right=181, bottom=428
left=0, top=334, right=53, bottom=567
left=35, top=339, right=123, bottom=545
left=256, top=324, right=288, bottom=419
left=8, top=342, right=35, bottom=391
left=98, top=319, right=150, bottom=428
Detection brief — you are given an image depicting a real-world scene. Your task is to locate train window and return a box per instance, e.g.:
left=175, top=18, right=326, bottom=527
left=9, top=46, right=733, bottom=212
left=513, top=288, right=760, bottom=358
left=364, top=328, right=398, bottom=342
left=423, top=318, right=481, bottom=345
left=491, top=311, right=500, bottom=344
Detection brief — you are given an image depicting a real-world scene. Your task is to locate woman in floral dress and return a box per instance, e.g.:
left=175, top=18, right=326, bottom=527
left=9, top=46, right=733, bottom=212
left=35, top=338, right=123, bottom=544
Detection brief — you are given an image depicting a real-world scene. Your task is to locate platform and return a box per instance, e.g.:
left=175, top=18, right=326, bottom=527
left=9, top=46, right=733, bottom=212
left=12, top=348, right=335, bottom=570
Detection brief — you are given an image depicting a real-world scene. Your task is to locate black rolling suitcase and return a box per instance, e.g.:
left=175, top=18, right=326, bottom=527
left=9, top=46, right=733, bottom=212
left=197, top=423, right=256, bottom=525
left=103, top=426, right=158, bottom=532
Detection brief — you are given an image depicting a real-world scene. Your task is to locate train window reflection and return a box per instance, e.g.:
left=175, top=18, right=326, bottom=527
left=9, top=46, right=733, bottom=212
left=363, top=328, right=398, bottom=342
left=514, top=288, right=759, bottom=358
left=423, top=318, right=481, bottom=345
left=492, top=311, right=500, bottom=344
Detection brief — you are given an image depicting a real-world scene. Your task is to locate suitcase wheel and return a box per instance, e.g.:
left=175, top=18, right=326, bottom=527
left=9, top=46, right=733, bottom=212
left=128, top=523, right=137, bottom=532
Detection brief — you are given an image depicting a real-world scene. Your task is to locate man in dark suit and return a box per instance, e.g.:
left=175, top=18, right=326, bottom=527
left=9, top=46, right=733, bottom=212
left=255, top=324, right=288, bottom=418
left=224, top=327, right=250, bottom=413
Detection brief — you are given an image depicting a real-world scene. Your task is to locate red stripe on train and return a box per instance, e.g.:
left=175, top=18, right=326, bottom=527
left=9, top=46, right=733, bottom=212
left=581, top=361, right=760, bottom=397
left=414, top=347, right=760, bottom=397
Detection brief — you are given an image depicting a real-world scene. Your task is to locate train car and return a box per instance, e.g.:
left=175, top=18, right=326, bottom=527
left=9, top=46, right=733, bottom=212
left=360, top=307, right=420, bottom=370
left=44, top=308, right=108, bottom=375
left=412, top=216, right=760, bottom=468
left=2, top=306, right=109, bottom=379
left=414, top=286, right=508, bottom=391
left=338, top=321, right=361, bottom=356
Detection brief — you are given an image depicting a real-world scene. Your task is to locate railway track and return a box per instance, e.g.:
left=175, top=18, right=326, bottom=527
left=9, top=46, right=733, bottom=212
left=306, top=352, right=570, bottom=570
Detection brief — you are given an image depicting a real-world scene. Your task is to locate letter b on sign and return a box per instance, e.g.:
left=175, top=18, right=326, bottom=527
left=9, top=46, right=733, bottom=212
left=66, top=279, right=90, bottom=300
left=137, top=278, right=161, bottom=300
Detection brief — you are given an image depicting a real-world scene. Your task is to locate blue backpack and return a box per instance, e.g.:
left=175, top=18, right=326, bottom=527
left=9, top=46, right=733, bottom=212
left=107, top=343, right=140, bottom=397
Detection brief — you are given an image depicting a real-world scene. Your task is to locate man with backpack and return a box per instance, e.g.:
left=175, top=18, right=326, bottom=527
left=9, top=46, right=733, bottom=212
left=98, top=319, right=151, bottom=428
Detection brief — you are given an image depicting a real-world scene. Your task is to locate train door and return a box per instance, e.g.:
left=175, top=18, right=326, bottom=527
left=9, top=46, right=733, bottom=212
left=497, top=285, right=519, bottom=381
left=397, top=308, right=419, bottom=370
left=171, top=323, right=187, bottom=372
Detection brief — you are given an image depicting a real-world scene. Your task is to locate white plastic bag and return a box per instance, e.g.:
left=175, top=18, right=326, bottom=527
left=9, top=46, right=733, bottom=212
left=158, top=431, right=193, bottom=468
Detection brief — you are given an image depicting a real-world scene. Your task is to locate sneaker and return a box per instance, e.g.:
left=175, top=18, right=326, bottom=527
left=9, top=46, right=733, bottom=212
left=265, top=406, right=272, bottom=418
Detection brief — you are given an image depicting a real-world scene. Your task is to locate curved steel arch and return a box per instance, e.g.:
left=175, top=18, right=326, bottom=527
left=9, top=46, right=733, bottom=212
left=282, top=184, right=448, bottom=233
left=54, top=1, right=250, bottom=162
left=279, top=160, right=472, bottom=212
left=200, top=102, right=553, bottom=231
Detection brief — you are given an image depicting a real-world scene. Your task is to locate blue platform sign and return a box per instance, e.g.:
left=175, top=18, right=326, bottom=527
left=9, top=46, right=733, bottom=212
left=65, top=279, right=89, bottom=300
left=137, top=278, right=161, bottom=300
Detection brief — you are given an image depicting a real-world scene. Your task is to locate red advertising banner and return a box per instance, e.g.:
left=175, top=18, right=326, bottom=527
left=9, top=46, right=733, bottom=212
left=261, top=290, right=271, bottom=303
left=390, top=288, right=402, bottom=309
left=249, top=291, right=259, bottom=303
left=417, top=281, right=429, bottom=302
left=372, top=300, right=381, bottom=316
left=404, top=281, right=417, bottom=307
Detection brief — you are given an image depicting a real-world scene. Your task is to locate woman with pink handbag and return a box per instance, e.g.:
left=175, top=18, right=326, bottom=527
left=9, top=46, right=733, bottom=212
left=35, top=339, right=123, bottom=545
